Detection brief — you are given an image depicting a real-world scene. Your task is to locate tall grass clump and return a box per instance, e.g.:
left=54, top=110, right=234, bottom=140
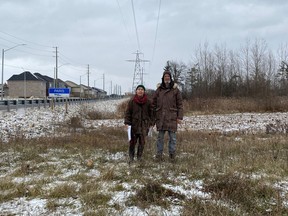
left=183, top=96, right=288, bottom=115
left=203, top=173, right=288, bottom=215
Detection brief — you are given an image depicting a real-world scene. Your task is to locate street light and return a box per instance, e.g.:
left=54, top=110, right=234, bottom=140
left=1, top=44, right=26, bottom=100
left=54, top=63, right=70, bottom=88
left=94, top=73, right=105, bottom=90
left=80, top=73, right=87, bottom=98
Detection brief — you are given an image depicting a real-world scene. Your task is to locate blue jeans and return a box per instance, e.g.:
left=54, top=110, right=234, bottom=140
left=156, top=130, right=176, bottom=155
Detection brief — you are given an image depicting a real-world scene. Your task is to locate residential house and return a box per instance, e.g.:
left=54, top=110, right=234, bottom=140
left=65, top=80, right=107, bottom=98
left=56, top=78, right=67, bottom=89
left=93, top=87, right=107, bottom=98
left=34, top=73, right=54, bottom=97
left=80, top=84, right=90, bottom=98
left=7, top=71, right=46, bottom=98
left=65, top=80, right=81, bottom=97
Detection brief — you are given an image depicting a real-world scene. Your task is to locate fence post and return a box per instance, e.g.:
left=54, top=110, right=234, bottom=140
left=7, top=100, right=10, bottom=112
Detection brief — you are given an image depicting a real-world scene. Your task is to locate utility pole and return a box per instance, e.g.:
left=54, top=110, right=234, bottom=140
left=1, top=49, right=4, bottom=100
left=115, top=84, right=121, bottom=96
left=1, top=44, right=26, bottom=100
left=55, top=46, right=58, bottom=88
left=127, top=50, right=149, bottom=92
left=87, top=64, right=90, bottom=98
left=110, top=81, right=112, bottom=95
left=103, top=73, right=105, bottom=92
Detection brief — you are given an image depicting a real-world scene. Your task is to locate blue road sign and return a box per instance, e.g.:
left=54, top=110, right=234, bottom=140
left=49, top=88, right=70, bottom=97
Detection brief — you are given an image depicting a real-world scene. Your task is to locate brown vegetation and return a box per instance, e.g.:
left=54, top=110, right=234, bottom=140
left=183, top=96, right=288, bottom=115
left=1, top=99, right=288, bottom=215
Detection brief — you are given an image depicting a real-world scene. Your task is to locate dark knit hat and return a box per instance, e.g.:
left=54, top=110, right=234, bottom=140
left=136, top=84, right=145, bottom=91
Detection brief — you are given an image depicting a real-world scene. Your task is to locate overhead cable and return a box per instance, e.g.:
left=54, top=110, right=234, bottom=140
left=151, top=0, right=162, bottom=63
left=0, top=30, right=52, bottom=48
left=131, top=0, right=141, bottom=51
left=116, top=0, right=132, bottom=43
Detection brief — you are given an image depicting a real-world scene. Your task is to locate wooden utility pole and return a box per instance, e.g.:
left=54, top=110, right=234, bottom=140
left=87, top=64, right=90, bottom=98
left=55, top=47, right=58, bottom=87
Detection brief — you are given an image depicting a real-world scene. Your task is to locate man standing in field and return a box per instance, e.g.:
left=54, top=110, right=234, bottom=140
left=152, top=70, right=183, bottom=161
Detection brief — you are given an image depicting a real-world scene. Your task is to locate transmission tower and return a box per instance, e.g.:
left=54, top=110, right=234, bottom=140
left=127, top=50, right=149, bottom=92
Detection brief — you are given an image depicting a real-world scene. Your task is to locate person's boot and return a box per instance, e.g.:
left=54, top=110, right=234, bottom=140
left=129, top=148, right=135, bottom=164
left=169, top=153, right=176, bottom=162
left=129, top=155, right=134, bottom=164
left=156, top=153, right=164, bottom=162
left=137, top=145, right=144, bottom=162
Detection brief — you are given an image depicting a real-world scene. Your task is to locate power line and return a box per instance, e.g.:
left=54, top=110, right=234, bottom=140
left=14, top=49, right=53, bottom=58
left=0, top=30, right=52, bottom=48
left=116, top=0, right=132, bottom=43
left=58, top=52, right=84, bottom=67
left=151, top=0, right=162, bottom=63
left=127, top=1, right=163, bottom=90
left=0, top=36, right=52, bottom=54
left=0, top=32, right=54, bottom=58
left=131, top=0, right=141, bottom=51
left=0, top=35, right=23, bottom=46
left=4, top=64, right=52, bottom=73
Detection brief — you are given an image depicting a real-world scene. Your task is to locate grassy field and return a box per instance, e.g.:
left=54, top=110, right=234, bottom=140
left=0, top=98, right=288, bottom=215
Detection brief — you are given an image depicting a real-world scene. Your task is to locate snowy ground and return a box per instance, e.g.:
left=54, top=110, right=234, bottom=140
left=1, top=98, right=288, bottom=142
left=1, top=98, right=288, bottom=215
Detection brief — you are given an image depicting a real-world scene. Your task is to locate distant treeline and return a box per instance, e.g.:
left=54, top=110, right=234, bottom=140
left=164, top=38, right=288, bottom=99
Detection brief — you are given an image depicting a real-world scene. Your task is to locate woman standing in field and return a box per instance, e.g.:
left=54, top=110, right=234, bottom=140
left=124, top=85, right=153, bottom=163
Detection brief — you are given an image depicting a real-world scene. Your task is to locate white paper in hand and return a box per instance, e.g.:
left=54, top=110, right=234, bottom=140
left=127, top=126, right=131, bottom=141
left=148, top=127, right=153, bottom=137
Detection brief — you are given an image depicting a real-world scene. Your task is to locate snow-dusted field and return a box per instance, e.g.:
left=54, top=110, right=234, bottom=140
left=1, top=98, right=288, bottom=215
left=1, top=98, right=288, bottom=142
left=0, top=99, right=125, bottom=142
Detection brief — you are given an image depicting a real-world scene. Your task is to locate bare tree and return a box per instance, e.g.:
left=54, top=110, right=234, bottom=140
left=226, top=50, right=243, bottom=96
left=240, top=38, right=251, bottom=96
left=249, top=38, right=268, bottom=97
left=174, top=38, right=286, bottom=99
left=265, top=50, right=277, bottom=95
left=214, top=43, right=228, bottom=96
left=185, top=64, right=199, bottom=98
left=194, top=42, right=216, bottom=97
left=276, top=43, right=288, bottom=95
left=165, top=60, right=186, bottom=90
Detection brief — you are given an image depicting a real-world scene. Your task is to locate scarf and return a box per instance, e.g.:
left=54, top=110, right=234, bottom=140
left=133, top=93, right=147, bottom=105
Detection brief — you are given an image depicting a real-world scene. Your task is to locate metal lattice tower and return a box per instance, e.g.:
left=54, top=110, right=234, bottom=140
left=127, top=50, right=149, bottom=92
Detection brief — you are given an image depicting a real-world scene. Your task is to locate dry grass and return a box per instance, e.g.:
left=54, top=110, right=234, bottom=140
left=184, top=96, right=288, bottom=115
left=116, top=99, right=129, bottom=118
left=128, top=180, right=185, bottom=209
left=203, top=173, right=279, bottom=214
left=1, top=128, right=288, bottom=215
left=86, top=110, right=120, bottom=120
left=1, top=98, right=288, bottom=215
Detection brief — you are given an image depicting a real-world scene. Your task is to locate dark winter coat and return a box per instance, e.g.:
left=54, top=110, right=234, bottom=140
left=152, top=82, right=183, bottom=132
left=124, top=96, right=153, bottom=135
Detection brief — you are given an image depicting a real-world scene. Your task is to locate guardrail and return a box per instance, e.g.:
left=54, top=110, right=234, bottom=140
left=0, top=97, right=103, bottom=112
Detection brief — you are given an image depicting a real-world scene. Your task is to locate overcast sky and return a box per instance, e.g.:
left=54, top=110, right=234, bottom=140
left=1, top=0, right=287, bottom=93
